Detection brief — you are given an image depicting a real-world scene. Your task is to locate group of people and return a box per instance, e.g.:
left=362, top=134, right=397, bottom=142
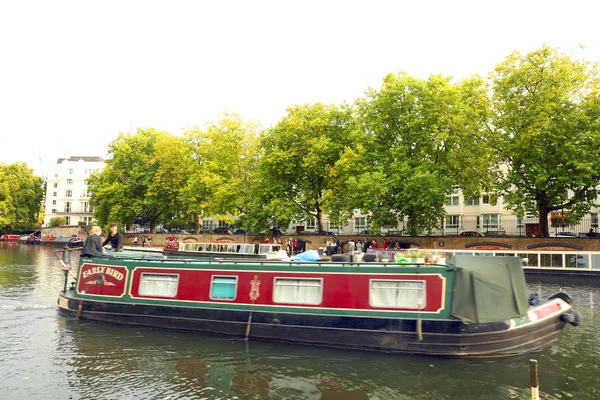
left=81, top=223, right=124, bottom=257
left=131, top=235, right=152, bottom=247
left=324, top=237, right=405, bottom=256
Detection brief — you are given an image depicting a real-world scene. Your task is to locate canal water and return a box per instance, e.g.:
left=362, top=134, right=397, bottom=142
left=1, top=243, right=599, bottom=400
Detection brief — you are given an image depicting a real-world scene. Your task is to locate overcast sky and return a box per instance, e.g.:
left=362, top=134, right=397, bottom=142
left=1, top=0, right=599, bottom=176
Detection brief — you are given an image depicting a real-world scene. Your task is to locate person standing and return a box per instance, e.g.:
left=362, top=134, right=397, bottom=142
left=147, top=236, right=152, bottom=247
left=141, top=235, right=146, bottom=247
left=81, top=226, right=104, bottom=257
left=132, top=236, right=138, bottom=246
left=102, top=223, right=124, bottom=252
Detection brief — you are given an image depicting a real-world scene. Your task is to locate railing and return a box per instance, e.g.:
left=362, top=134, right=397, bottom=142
left=369, top=248, right=600, bottom=270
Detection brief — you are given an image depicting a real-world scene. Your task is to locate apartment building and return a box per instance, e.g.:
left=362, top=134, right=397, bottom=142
left=43, top=156, right=105, bottom=227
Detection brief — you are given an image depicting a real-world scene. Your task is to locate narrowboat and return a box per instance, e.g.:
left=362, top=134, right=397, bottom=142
left=163, top=239, right=287, bottom=259
left=55, top=253, right=579, bottom=357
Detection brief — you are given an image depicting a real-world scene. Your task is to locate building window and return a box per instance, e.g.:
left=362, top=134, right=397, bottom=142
left=482, top=195, right=490, bottom=204
left=66, top=179, right=73, bottom=185
left=445, top=196, right=459, bottom=206
left=273, top=278, right=323, bottom=305
left=354, top=217, right=367, bottom=231
left=370, top=280, right=426, bottom=309
left=52, top=209, right=56, bottom=213
left=52, top=200, right=56, bottom=205
left=306, top=218, right=316, bottom=230
left=65, top=190, right=72, bottom=197
left=592, top=213, right=598, bottom=228
left=65, top=202, right=71, bottom=212
left=465, top=197, right=479, bottom=206
left=517, top=216, right=524, bottom=228
left=53, top=183, right=58, bottom=188
left=139, top=273, right=179, bottom=297
left=482, top=214, right=500, bottom=229
left=210, top=276, right=238, bottom=300
left=53, top=192, right=57, bottom=197
left=65, top=216, right=70, bottom=225
left=54, top=174, right=58, bottom=178
left=445, top=215, right=460, bottom=229
left=202, top=220, right=214, bottom=232
left=68, top=168, right=74, bottom=175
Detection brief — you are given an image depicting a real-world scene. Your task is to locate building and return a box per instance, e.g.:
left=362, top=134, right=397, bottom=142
left=43, top=156, right=105, bottom=227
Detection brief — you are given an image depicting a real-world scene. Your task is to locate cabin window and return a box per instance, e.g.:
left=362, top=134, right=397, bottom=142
left=369, top=280, right=426, bottom=309
left=210, top=276, right=238, bottom=300
left=139, top=273, right=179, bottom=298
left=273, top=278, right=322, bottom=305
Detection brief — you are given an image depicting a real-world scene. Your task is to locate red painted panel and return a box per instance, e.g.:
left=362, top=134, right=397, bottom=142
left=129, top=268, right=445, bottom=312
left=77, top=263, right=128, bottom=297
left=533, top=301, right=562, bottom=320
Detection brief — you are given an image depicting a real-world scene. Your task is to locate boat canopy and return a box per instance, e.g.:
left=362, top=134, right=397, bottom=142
left=450, top=255, right=528, bottom=324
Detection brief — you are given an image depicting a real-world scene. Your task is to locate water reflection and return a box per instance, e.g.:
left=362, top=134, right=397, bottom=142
left=1, top=245, right=600, bottom=399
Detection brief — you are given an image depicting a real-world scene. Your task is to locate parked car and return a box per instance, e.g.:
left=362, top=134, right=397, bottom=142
left=271, top=228, right=284, bottom=235
left=323, top=231, right=337, bottom=236
left=459, top=231, right=484, bottom=237
left=554, top=231, right=577, bottom=238
left=233, top=229, right=246, bottom=235
left=156, top=228, right=168, bottom=234
left=213, top=227, right=233, bottom=234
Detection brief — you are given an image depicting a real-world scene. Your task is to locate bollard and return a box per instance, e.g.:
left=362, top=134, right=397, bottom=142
left=530, top=359, right=539, bottom=400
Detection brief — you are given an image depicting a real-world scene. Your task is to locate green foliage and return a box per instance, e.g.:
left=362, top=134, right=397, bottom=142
left=88, top=128, right=193, bottom=232
left=337, top=72, right=497, bottom=234
left=50, top=216, right=66, bottom=227
left=257, top=103, right=355, bottom=232
left=491, top=45, right=600, bottom=236
left=0, top=162, right=44, bottom=232
left=183, top=112, right=263, bottom=232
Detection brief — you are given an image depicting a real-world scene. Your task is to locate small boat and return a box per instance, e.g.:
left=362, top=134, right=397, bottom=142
left=163, top=239, right=287, bottom=259
left=0, top=234, right=20, bottom=241
left=55, top=252, right=579, bottom=357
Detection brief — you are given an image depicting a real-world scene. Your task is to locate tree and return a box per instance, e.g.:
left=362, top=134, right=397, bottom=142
left=0, top=162, right=44, bottom=232
left=183, top=112, right=262, bottom=232
left=490, top=45, right=600, bottom=237
left=50, top=216, right=67, bottom=227
left=337, top=73, right=497, bottom=235
left=258, top=103, right=355, bottom=233
left=88, top=128, right=193, bottom=232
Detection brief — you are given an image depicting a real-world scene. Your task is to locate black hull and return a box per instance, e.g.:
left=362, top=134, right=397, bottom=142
left=58, top=292, right=567, bottom=357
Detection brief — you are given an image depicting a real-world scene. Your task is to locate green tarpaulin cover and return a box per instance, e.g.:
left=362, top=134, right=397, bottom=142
left=450, top=255, right=528, bottom=324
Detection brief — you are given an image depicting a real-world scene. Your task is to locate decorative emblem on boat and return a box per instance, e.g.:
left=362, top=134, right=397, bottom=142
left=85, top=273, right=116, bottom=286
left=249, top=274, right=261, bottom=301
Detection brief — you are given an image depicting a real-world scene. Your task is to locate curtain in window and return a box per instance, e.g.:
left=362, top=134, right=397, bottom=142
left=139, top=274, right=178, bottom=297
left=370, top=280, right=425, bottom=308
left=273, top=279, right=322, bottom=305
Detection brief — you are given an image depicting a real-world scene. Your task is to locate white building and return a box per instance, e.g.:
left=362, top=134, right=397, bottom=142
left=43, top=156, right=105, bottom=227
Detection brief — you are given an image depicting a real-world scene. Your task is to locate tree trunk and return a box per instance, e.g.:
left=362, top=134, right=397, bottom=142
left=538, top=198, right=550, bottom=237
left=316, top=208, right=323, bottom=233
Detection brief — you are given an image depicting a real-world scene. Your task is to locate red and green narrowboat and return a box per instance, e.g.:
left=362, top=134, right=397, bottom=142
left=56, top=253, right=579, bottom=357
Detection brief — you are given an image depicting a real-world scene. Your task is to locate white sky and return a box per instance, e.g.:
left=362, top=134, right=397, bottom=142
left=1, top=0, right=599, bottom=177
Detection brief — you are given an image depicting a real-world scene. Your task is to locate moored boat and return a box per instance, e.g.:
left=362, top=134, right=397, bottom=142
left=55, top=253, right=579, bottom=357
left=163, top=239, right=286, bottom=259
left=0, top=234, right=20, bottom=241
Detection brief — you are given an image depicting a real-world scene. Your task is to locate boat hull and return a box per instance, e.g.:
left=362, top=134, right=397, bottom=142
left=58, top=291, right=568, bottom=357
